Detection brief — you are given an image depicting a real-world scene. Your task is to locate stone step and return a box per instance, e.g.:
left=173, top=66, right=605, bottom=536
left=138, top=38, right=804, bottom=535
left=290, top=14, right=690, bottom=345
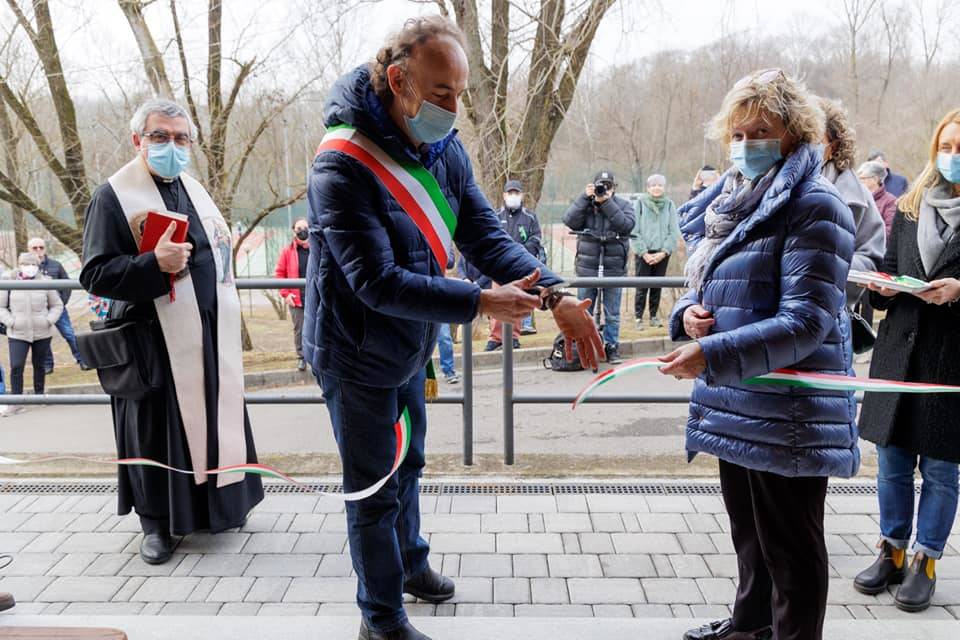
left=0, top=616, right=958, bottom=640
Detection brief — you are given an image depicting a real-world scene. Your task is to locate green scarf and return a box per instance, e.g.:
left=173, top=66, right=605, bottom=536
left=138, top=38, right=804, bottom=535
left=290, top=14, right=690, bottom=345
left=641, top=193, right=667, bottom=215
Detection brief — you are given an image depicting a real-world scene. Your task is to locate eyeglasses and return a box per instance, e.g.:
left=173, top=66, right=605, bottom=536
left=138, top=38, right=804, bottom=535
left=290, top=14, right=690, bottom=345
left=734, top=68, right=786, bottom=89
left=141, top=130, right=194, bottom=147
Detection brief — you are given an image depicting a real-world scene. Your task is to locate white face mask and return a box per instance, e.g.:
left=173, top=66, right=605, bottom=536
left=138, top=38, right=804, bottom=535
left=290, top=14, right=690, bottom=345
left=504, top=194, right=523, bottom=210
left=21, top=265, right=39, bottom=278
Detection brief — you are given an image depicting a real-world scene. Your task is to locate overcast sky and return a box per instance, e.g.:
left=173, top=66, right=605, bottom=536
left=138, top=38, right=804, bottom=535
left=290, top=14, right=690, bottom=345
left=40, top=0, right=854, bottom=96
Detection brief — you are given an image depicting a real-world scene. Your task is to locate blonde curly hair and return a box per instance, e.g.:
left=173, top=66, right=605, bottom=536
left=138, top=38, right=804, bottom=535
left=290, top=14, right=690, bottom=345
left=819, top=97, right=857, bottom=172
left=370, top=16, right=467, bottom=107
left=707, top=69, right=824, bottom=147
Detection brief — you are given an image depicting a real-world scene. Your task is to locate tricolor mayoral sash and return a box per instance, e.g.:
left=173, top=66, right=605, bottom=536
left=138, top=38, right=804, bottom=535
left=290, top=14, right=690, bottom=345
left=109, top=156, right=246, bottom=488
left=317, top=124, right=458, bottom=270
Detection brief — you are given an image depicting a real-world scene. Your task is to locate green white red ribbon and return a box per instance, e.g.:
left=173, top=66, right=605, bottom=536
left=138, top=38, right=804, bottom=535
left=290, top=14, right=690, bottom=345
left=0, top=409, right=413, bottom=502
left=572, top=357, right=960, bottom=409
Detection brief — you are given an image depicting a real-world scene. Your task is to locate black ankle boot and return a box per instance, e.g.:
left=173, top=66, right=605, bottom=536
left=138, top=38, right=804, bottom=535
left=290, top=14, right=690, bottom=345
left=403, top=566, right=455, bottom=603
left=854, top=539, right=906, bottom=595
left=895, top=553, right=937, bottom=612
left=358, top=620, right=431, bottom=640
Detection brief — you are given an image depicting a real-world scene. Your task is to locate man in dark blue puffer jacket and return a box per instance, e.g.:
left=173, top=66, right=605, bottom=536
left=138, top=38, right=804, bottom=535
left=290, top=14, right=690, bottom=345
left=304, top=17, right=602, bottom=640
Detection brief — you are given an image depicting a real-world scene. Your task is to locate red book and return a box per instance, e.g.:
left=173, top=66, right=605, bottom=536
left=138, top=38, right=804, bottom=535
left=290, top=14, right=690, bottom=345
left=139, top=210, right=189, bottom=301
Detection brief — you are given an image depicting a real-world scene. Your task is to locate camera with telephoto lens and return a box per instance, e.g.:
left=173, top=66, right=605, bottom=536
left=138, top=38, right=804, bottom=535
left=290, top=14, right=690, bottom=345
left=594, top=182, right=609, bottom=198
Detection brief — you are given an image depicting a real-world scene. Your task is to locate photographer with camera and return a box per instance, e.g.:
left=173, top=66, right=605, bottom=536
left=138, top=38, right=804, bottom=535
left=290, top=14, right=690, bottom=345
left=563, top=170, right=636, bottom=363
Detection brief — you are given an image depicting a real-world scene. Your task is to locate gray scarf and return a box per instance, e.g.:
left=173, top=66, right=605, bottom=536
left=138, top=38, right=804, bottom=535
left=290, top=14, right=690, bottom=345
left=685, top=166, right=778, bottom=292
left=918, top=182, right=960, bottom=275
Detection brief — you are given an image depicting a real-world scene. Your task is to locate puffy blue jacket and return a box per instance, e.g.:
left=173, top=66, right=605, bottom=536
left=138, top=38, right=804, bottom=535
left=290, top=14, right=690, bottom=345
left=304, top=66, right=561, bottom=387
left=670, top=145, right=860, bottom=478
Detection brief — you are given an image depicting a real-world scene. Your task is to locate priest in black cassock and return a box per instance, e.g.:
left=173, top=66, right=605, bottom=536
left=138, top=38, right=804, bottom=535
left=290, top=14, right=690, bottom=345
left=80, top=99, right=263, bottom=564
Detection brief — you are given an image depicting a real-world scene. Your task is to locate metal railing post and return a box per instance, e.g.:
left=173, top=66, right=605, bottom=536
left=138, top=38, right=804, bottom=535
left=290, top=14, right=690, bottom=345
left=462, top=321, right=474, bottom=466
left=503, top=322, right=514, bottom=465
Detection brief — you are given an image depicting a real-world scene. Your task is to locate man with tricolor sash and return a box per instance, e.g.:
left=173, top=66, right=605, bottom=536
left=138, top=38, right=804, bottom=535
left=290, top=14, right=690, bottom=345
left=80, top=99, right=264, bottom=565
left=305, top=16, right=603, bottom=640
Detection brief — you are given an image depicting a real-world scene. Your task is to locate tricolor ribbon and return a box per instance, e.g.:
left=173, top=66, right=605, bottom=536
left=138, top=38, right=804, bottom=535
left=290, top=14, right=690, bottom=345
left=572, top=357, right=960, bottom=409
left=0, top=409, right=413, bottom=503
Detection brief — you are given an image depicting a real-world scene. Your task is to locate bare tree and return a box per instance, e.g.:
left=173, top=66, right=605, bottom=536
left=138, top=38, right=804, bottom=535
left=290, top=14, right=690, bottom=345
left=840, top=0, right=880, bottom=116
left=0, top=0, right=90, bottom=254
left=875, top=1, right=908, bottom=126
left=423, top=0, right=617, bottom=206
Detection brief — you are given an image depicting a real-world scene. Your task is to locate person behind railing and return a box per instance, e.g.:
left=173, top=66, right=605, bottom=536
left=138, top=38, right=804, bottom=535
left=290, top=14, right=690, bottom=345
left=274, top=217, right=310, bottom=372
left=631, top=174, right=680, bottom=329
left=26, top=237, right=88, bottom=374
left=305, top=16, right=602, bottom=640
left=563, top=170, right=637, bottom=364
left=79, top=98, right=264, bottom=565
left=688, top=164, right=720, bottom=201
left=0, top=252, right=63, bottom=416
left=854, top=108, right=960, bottom=613
left=660, top=69, right=858, bottom=640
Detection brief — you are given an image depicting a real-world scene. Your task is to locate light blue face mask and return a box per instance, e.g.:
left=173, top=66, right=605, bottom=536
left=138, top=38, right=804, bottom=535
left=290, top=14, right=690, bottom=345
left=937, top=152, right=960, bottom=184
left=405, top=97, right=457, bottom=144
left=146, top=141, right=191, bottom=179
left=729, top=139, right=783, bottom=181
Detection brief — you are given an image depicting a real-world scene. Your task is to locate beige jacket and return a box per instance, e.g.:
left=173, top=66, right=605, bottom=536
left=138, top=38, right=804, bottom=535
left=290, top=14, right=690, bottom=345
left=0, top=274, right=64, bottom=342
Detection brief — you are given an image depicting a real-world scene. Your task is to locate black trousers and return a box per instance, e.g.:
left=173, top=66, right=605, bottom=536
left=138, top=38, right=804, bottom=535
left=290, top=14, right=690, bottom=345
left=719, top=459, right=829, bottom=640
left=8, top=337, right=52, bottom=395
left=634, top=253, right=669, bottom=319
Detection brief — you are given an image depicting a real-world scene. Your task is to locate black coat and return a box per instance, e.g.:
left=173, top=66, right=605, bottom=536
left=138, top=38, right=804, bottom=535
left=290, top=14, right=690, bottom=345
left=563, top=193, right=635, bottom=277
left=858, top=208, right=960, bottom=463
left=40, top=256, right=70, bottom=305
left=496, top=206, right=542, bottom=258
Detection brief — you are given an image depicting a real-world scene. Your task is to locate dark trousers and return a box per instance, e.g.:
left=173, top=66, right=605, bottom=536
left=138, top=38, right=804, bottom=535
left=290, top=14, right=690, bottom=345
left=44, top=308, right=83, bottom=369
left=321, top=368, right=430, bottom=633
left=290, top=306, right=304, bottom=358
left=719, top=459, right=829, bottom=640
left=9, top=337, right=52, bottom=395
left=634, top=253, right=669, bottom=319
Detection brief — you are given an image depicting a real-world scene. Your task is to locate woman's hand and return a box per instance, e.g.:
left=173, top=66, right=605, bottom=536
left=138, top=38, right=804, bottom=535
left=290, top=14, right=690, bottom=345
left=658, top=342, right=707, bottom=379
left=683, top=304, right=715, bottom=339
left=916, top=278, right=960, bottom=305
left=864, top=281, right=898, bottom=298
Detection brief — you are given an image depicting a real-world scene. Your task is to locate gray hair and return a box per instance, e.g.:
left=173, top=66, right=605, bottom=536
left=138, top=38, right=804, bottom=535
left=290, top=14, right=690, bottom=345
left=646, top=174, right=666, bottom=187
left=129, top=99, right=197, bottom=139
left=857, top=161, right=886, bottom=183
left=18, top=252, right=38, bottom=266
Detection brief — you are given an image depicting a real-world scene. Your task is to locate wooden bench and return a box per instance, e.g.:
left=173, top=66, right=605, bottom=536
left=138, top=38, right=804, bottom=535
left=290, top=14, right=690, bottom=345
left=0, top=629, right=127, bottom=639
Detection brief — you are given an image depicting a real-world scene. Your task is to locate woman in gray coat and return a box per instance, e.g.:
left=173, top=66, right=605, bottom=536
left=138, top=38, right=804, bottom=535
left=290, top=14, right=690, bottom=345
left=0, top=252, right=63, bottom=414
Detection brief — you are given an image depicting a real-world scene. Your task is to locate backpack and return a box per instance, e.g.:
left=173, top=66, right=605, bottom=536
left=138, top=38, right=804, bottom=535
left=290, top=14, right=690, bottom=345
left=543, top=333, right=583, bottom=372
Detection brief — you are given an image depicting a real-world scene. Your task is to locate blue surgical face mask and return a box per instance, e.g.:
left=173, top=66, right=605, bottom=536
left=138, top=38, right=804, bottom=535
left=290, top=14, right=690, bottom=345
left=404, top=92, right=457, bottom=144
left=937, top=152, right=960, bottom=184
left=146, top=141, right=191, bottom=179
left=729, top=139, right=783, bottom=181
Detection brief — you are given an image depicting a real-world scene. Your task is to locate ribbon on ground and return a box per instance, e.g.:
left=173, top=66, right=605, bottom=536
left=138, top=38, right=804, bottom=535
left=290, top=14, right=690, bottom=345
left=572, top=357, right=960, bottom=409
left=0, top=408, right=413, bottom=502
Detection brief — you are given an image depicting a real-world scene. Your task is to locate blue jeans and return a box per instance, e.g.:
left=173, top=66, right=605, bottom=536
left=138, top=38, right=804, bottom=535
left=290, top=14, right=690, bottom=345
left=578, top=286, right=622, bottom=346
left=44, top=308, right=83, bottom=369
left=436, top=324, right=456, bottom=377
left=877, top=444, right=959, bottom=559
left=520, top=313, right=535, bottom=332
left=320, top=369, right=431, bottom=633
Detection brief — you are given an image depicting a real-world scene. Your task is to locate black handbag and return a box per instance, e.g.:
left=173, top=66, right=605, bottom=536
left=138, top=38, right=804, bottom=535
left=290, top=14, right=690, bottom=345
left=77, top=318, right=164, bottom=399
left=850, top=310, right=876, bottom=355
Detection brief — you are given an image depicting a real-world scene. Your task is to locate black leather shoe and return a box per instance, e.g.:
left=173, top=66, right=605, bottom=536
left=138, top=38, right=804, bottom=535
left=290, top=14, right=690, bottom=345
left=140, top=532, right=175, bottom=565
left=484, top=340, right=502, bottom=352
left=403, top=567, right=455, bottom=603
left=358, top=619, right=431, bottom=640
left=0, top=592, right=14, bottom=612
left=683, top=618, right=772, bottom=640
left=895, top=553, right=937, bottom=612
left=854, top=539, right=906, bottom=595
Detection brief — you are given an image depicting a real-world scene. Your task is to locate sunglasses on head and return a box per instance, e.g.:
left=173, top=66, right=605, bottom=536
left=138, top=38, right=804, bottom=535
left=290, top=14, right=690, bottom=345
left=734, top=68, right=786, bottom=89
